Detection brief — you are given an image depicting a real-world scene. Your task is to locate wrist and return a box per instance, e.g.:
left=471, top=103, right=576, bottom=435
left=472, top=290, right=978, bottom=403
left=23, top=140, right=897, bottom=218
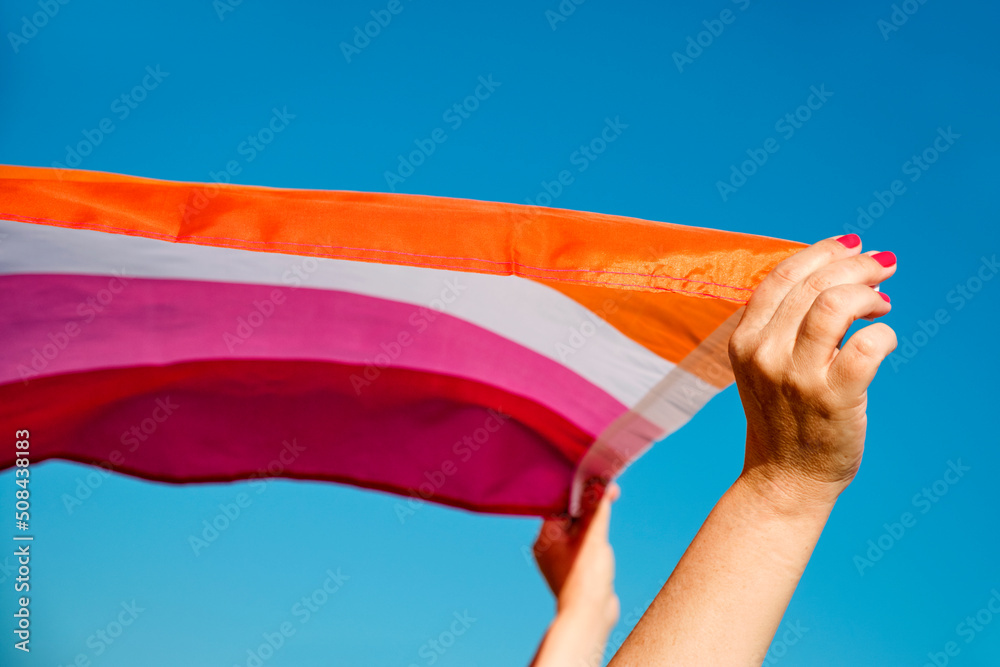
left=734, top=467, right=842, bottom=521
left=556, top=593, right=619, bottom=634
left=533, top=598, right=618, bottom=667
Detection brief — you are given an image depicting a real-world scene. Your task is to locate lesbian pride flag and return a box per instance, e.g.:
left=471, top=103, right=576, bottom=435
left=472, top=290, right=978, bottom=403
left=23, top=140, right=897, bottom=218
left=0, top=166, right=803, bottom=516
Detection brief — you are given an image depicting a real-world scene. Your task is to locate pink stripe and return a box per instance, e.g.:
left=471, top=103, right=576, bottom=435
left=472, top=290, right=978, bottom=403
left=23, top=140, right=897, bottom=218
left=1, top=274, right=626, bottom=437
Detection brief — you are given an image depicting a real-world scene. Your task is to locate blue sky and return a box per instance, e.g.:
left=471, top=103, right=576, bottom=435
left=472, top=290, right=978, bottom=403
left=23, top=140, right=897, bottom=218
left=1, top=0, right=998, bottom=665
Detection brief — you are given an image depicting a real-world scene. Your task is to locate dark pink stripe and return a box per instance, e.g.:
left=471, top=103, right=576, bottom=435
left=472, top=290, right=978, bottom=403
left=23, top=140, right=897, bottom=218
left=0, top=359, right=585, bottom=515
left=1, top=274, right=625, bottom=437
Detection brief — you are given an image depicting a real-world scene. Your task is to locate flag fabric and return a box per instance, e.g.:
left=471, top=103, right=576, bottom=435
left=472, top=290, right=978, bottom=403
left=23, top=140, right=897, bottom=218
left=0, top=165, right=804, bottom=516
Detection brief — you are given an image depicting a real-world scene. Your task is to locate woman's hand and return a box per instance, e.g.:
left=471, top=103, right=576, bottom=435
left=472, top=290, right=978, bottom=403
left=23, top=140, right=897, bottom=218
left=534, top=481, right=620, bottom=621
left=609, top=234, right=897, bottom=665
left=728, top=233, right=897, bottom=512
left=530, top=481, right=620, bottom=666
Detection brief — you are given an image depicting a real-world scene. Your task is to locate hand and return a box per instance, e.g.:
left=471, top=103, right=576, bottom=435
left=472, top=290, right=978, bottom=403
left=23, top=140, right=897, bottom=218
left=533, top=481, right=620, bottom=627
left=727, top=234, right=897, bottom=512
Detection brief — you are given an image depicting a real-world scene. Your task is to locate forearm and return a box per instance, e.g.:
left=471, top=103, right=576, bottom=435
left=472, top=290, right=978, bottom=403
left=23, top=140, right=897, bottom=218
left=606, top=235, right=894, bottom=664
left=609, top=474, right=835, bottom=666
left=531, top=605, right=616, bottom=667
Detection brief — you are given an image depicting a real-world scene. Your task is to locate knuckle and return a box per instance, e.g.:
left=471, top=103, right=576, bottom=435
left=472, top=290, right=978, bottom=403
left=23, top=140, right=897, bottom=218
left=770, top=259, right=800, bottom=286
left=860, top=323, right=896, bottom=357
left=803, top=271, right=834, bottom=295
left=812, top=288, right=849, bottom=317
left=853, top=333, right=880, bottom=359
left=728, top=330, right=751, bottom=360
left=853, top=325, right=889, bottom=360
left=748, top=343, right=781, bottom=377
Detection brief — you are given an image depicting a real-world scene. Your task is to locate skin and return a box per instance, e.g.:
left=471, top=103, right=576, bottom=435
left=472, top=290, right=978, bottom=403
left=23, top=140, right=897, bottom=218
left=607, top=235, right=897, bottom=665
left=529, top=235, right=897, bottom=665
left=530, top=481, right=621, bottom=667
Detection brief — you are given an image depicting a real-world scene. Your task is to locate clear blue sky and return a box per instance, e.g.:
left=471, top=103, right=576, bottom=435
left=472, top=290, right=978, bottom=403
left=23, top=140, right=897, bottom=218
left=1, top=0, right=998, bottom=665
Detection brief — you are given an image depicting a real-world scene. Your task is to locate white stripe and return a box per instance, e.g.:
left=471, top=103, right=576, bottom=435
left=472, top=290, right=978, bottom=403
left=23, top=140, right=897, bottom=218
left=569, top=369, right=724, bottom=513
left=568, top=308, right=741, bottom=514
left=0, top=219, right=673, bottom=407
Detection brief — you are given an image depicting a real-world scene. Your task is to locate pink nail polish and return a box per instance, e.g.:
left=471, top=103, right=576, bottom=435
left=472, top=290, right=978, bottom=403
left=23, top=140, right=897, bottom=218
left=878, top=292, right=891, bottom=304
left=836, top=234, right=861, bottom=249
left=873, top=251, right=897, bottom=267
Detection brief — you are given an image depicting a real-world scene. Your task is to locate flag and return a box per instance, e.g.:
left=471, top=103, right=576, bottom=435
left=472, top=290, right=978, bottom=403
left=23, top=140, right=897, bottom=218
left=0, top=165, right=803, bottom=515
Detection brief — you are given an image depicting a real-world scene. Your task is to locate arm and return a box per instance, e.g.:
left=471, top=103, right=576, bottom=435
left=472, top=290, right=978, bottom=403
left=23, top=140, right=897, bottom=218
left=610, top=234, right=897, bottom=665
left=530, top=482, right=621, bottom=667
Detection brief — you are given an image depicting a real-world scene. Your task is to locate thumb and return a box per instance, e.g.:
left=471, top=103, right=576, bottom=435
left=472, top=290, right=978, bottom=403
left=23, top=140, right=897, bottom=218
left=579, top=481, right=620, bottom=545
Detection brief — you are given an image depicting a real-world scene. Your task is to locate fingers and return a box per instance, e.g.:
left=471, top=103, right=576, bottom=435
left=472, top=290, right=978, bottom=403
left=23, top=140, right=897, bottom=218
left=829, top=322, right=898, bottom=395
left=792, top=284, right=892, bottom=366
left=578, top=481, right=619, bottom=546
left=740, top=235, right=863, bottom=332
left=539, top=480, right=619, bottom=550
left=772, top=247, right=895, bottom=350
left=606, top=482, right=621, bottom=503
left=765, top=250, right=897, bottom=345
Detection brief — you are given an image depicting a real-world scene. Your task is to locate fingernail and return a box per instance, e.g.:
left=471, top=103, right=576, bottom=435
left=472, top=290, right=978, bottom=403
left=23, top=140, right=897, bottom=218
left=878, top=292, right=891, bottom=304
left=836, top=234, right=861, bottom=249
left=872, top=251, right=897, bottom=267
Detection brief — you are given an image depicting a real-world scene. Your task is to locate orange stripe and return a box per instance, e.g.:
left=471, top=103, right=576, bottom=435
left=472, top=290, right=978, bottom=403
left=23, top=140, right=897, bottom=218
left=0, top=165, right=805, bottom=367
left=536, top=279, right=742, bottom=372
